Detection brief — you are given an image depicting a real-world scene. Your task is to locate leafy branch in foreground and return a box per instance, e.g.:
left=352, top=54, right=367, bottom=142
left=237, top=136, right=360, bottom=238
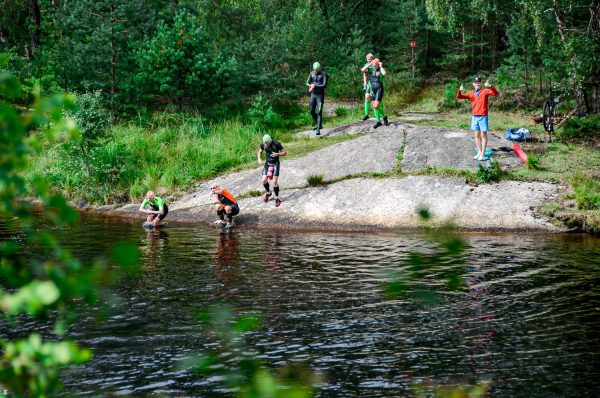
left=0, top=55, right=139, bottom=396
left=184, top=304, right=319, bottom=398
left=384, top=208, right=468, bottom=306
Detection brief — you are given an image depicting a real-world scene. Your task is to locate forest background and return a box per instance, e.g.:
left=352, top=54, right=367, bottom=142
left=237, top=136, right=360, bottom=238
left=1, top=0, right=599, bottom=394
left=1, top=0, right=599, bottom=204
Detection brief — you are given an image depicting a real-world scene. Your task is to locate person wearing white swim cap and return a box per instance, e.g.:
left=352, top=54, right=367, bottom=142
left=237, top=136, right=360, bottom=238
left=257, top=134, right=286, bottom=207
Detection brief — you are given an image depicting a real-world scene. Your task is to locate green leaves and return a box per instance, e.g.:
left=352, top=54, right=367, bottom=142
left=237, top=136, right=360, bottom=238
left=0, top=334, right=92, bottom=397
left=0, top=280, right=60, bottom=316
left=135, top=11, right=238, bottom=107
left=384, top=209, right=467, bottom=305
left=191, top=304, right=318, bottom=397
left=0, top=61, right=140, bottom=395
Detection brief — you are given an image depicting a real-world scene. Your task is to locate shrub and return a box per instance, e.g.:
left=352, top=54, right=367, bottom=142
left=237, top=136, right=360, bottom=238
left=558, top=115, right=600, bottom=141
left=335, top=107, right=348, bottom=117
left=70, top=91, right=112, bottom=147
left=572, top=173, right=600, bottom=210
left=442, top=79, right=461, bottom=109
left=476, top=161, right=502, bottom=183
left=306, top=174, right=325, bottom=186
left=246, top=93, right=284, bottom=129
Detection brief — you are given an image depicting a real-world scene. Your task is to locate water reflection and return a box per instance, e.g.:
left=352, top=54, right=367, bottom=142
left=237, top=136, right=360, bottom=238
left=2, top=215, right=599, bottom=397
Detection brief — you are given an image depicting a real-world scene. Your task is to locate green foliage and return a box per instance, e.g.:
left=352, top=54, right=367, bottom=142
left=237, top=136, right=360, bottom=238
left=188, top=305, right=318, bottom=397
left=558, top=115, right=600, bottom=141
left=442, top=80, right=461, bottom=109
left=571, top=173, right=600, bottom=210
left=306, top=175, right=324, bottom=186
left=334, top=107, right=348, bottom=117
left=246, top=93, right=284, bottom=129
left=413, top=380, right=489, bottom=397
left=29, top=114, right=262, bottom=203
left=0, top=64, right=140, bottom=395
left=526, top=153, right=542, bottom=170
left=384, top=209, right=467, bottom=305
left=68, top=91, right=112, bottom=153
left=476, top=161, right=502, bottom=183
left=0, top=335, right=92, bottom=397
left=135, top=11, right=238, bottom=107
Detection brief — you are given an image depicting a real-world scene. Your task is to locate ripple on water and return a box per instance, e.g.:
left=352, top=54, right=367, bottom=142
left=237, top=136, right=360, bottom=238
left=2, top=216, right=599, bottom=397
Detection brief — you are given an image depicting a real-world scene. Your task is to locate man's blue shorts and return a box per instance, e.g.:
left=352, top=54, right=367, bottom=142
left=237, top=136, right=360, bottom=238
left=471, top=115, right=489, bottom=132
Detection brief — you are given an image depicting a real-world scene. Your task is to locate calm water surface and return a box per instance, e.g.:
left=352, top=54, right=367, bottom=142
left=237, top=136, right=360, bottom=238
left=3, top=214, right=600, bottom=397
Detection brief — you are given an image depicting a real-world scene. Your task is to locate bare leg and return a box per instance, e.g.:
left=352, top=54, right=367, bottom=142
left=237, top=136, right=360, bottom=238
left=479, top=131, right=488, bottom=161
left=474, top=131, right=482, bottom=160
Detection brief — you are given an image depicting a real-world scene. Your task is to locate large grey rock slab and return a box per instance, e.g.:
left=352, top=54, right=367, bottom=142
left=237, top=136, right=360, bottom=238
left=402, top=126, right=522, bottom=171
left=294, top=118, right=396, bottom=139
left=172, top=127, right=406, bottom=211
left=111, top=176, right=562, bottom=232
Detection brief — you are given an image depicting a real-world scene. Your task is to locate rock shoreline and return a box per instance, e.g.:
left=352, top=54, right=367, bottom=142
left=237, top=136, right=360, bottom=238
left=86, top=120, right=566, bottom=233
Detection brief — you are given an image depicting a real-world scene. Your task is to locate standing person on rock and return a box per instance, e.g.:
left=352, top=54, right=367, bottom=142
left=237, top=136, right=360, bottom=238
left=139, top=190, right=169, bottom=227
left=306, top=61, right=328, bottom=136
left=258, top=134, right=286, bottom=207
left=362, top=53, right=374, bottom=120
left=211, top=183, right=239, bottom=227
left=361, top=58, right=389, bottom=128
left=457, top=77, right=499, bottom=161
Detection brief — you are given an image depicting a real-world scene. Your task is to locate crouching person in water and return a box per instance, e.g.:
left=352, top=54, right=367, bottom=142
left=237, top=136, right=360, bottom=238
left=211, top=183, right=239, bottom=227
left=139, top=190, right=169, bottom=227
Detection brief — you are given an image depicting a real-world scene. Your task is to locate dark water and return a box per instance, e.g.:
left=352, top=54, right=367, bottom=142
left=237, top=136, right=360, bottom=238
left=3, top=214, right=600, bottom=397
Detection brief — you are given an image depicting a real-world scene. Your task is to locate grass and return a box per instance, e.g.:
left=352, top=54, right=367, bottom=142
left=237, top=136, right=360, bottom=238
left=306, top=175, right=325, bottom=186
left=26, top=105, right=365, bottom=204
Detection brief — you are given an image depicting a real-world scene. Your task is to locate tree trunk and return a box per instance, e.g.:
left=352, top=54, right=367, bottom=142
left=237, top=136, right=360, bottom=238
left=424, top=29, right=430, bottom=70
left=592, top=64, right=600, bottom=114
left=110, top=4, right=116, bottom=120
left=552, top=0, right=589, bottom=115
left=28, top=0, right=41, bottom=58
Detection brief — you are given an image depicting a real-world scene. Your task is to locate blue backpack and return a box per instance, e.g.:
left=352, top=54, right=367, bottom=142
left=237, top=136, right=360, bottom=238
left=505, top=127, right=531, bottom=142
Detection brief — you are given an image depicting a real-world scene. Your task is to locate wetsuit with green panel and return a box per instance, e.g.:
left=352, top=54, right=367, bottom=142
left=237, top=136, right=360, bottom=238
left=141, top=196, right=169, bottom=220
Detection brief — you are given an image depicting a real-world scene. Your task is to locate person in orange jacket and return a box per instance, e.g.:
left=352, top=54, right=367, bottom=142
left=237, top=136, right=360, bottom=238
left=211, top=183, right=239, bottom=227
left=457, top=77, right=499, bottom=161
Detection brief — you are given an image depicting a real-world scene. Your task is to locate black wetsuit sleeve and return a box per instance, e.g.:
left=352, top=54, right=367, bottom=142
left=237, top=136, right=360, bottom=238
left=315, top=72, right=327, bottom=88
left=306, top=74, right=313, bottom=86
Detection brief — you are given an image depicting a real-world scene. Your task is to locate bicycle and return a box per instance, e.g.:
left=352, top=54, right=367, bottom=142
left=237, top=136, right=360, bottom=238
left=542, top=85, right=560, bottom=142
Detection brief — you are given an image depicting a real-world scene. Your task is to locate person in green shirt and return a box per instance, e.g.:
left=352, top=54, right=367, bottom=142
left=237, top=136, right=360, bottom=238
left=139, top=190, right=169, bottom=227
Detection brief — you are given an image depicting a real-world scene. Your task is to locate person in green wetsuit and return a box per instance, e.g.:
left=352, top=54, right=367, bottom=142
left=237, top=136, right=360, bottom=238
left=306, top=62, right=328, bottom=136
left=139, top=190, right=169, bottom=227
left=362, top=53, right=374, bottom=120
left=361, top=58, right=389, bottom=128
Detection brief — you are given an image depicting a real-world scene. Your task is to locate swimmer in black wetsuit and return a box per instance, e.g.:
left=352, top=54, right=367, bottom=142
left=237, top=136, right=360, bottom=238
left=306, top=62, right=328, bottom=136
left=258, top=134, right=286, bottom=207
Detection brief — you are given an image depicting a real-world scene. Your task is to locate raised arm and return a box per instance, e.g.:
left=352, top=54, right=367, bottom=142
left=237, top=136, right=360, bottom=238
left=456, top=84, right=470, bottom=99
left=485, top=81, right=499, bottom=96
